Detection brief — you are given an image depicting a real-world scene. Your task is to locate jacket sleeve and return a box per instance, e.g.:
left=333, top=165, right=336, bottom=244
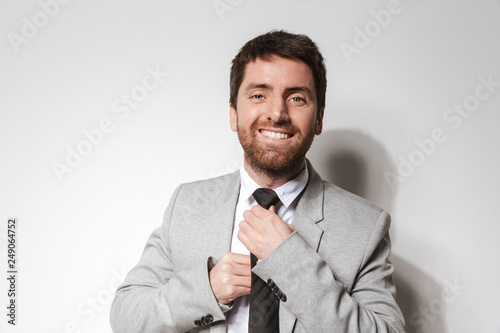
left=109, top=185, right=225, bottom=333
left=252, top=210, right=405, bottom=333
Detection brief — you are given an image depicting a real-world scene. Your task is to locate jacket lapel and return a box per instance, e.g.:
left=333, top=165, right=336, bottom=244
left=208, top=171, right=241, bottom=261
left=293, top=159, right=325, bottom=251
left=280, top=160, right=325, bottom=332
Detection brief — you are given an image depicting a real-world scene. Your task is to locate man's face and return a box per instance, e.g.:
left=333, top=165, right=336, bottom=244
left=230, top=55, right=324, bottom=177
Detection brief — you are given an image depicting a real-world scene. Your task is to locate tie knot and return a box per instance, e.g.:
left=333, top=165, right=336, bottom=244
left=252, top=188, right=280, bottom=210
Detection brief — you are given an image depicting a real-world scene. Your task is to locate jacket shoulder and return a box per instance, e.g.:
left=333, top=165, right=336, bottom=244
left=321, top=181, right=388, bottom=232
left=174, top=171, right=240, bottom=206
left=179, top=171, right=238, bottom=190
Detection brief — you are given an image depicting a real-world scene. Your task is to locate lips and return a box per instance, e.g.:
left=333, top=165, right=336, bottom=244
left=260, top=129, right=293, bottom=140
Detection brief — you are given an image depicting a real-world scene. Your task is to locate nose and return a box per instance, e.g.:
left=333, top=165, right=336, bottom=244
left=267, top=97, right=290, bottom=123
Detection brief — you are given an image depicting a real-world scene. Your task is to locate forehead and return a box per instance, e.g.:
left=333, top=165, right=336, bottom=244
left=240, top=56, right=315, bottom=94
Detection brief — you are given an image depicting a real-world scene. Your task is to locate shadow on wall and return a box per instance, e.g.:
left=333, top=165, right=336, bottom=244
left=307, top=129, right=447, bottom=333
left=307, top=129, right=396, bottom=213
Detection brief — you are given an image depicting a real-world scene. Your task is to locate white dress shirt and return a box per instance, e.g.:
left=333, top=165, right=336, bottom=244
left=226, top=164, right=309, bottom=333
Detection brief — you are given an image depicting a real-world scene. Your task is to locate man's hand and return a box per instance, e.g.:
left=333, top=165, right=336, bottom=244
left=209, top=253, right=251, bottom=305
left=238, top=205, right=295, bottom=260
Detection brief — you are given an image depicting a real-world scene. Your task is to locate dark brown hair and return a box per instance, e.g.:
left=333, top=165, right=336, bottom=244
left=230, top=30, right=327, bottom=114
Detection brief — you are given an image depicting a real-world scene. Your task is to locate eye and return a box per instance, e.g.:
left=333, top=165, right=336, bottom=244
left=251, top=94, right=264, bottom=100
left=290, top=96, right=305, bottom=103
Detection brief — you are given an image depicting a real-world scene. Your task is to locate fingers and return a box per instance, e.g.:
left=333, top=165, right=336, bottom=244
left=220, top=253, right=251, bottom=275
left=238, top=207, right=282, bottom=260
left=209, top=253, right=252, bottom=305
left=274, top=216, right=295, bottom=239
left=237, top=227, right=253, bottom=253
left=246, top=205, right=295, bottom=240
left=229, top=252, right=253, bottom=265
left=249, top=204, right=274, bottom=220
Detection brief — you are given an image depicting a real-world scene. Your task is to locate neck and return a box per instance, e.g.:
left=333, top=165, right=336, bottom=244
left=244, top=159, right=306, bottom=189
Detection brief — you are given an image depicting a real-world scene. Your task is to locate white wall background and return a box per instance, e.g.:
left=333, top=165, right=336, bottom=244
left=1, top=0, right=499, bottom=332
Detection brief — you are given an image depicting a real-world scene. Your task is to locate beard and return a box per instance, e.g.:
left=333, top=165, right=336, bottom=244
left=236, top=119, right=316, bottom=180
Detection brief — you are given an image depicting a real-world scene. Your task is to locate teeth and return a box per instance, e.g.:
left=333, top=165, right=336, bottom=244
left=262, top=130, right=289, bottom=140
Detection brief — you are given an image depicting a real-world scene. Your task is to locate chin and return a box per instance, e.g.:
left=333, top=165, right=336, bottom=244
left=246, top=152, right=305, bottom=179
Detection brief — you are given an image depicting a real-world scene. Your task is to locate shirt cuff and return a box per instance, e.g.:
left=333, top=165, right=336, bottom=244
left=218, top=301, right=234, bottom=313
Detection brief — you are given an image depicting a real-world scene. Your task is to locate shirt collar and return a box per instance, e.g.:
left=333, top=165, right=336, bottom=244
left=239, top=163, right=309, bottom=208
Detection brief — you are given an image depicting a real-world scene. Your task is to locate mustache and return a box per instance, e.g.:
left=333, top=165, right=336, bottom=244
left=251, top=120, right=298, bottom=133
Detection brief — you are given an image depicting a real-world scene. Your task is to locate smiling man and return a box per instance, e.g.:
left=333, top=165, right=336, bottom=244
left=110, top=30, right=405, bottom=333
left=231, top=55, right=321, bottom=188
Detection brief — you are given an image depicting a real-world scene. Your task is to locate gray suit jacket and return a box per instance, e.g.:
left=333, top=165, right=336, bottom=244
left=110, top=161, right=405, bottom=332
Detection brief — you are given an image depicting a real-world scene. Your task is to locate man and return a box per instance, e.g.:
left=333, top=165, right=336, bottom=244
left=110, top=30, right=405, bottom=332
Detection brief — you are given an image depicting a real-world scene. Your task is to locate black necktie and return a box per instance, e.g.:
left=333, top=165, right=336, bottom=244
left=249, top=188, right=281, bottom=333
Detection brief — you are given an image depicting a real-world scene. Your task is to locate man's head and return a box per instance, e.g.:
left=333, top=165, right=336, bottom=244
left=230, top=30, right=327, bottom=114
left=229, top=31, right=327, bottom=182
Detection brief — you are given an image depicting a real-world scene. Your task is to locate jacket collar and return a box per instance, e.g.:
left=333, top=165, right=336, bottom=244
left=210, top=171, right=241, bottom=260
left=293, top=159, right=325, bottom=250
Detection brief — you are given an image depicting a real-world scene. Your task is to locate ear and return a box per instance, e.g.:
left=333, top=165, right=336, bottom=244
left=315, top=107, right=324, bottom=135
left=229, top=103, right=238, bottom=132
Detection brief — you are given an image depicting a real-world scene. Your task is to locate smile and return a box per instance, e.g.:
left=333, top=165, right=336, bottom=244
left=260, top=130, right=292, bottom=140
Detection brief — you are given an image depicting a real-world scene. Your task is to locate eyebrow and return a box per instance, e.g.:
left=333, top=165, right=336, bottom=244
left=284, top=86, right=313, bottom=97
left=244, top=83, right=271, bottom=92
left=244, top=83, right=313, bottom=97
